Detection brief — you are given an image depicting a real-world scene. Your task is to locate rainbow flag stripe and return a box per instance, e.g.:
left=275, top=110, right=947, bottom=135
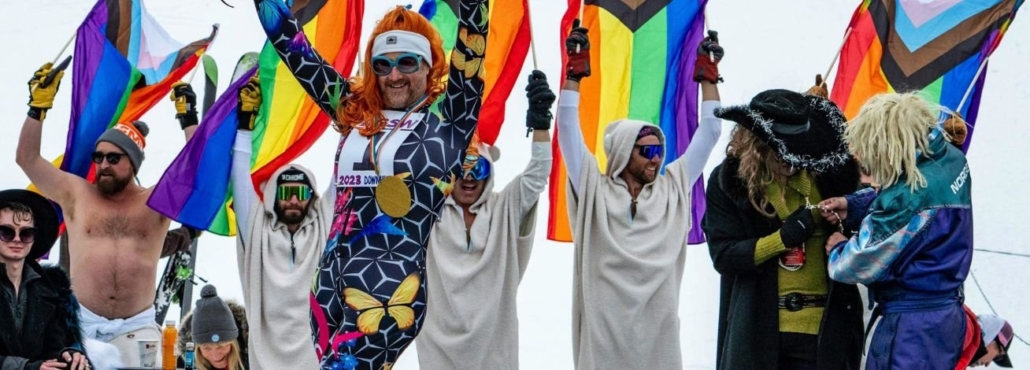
left=65, top=0, right=216, bottom=179
left=419, top=0, right=532, bottom=145
left=830, top=0, right=1023, bottom=152
left=149, top=0, right=363, bottom=236
left=547, top=0, right=709, bottom=243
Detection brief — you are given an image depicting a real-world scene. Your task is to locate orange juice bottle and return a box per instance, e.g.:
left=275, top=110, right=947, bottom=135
left=162, top=320, right=178, bottom=370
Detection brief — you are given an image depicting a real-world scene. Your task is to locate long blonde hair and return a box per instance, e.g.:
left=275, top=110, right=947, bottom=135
left=726, top=126, right=789, bottom=217
left=196, top=340, right=244, bottom=370
left=845, top=92, right=940, bottom=191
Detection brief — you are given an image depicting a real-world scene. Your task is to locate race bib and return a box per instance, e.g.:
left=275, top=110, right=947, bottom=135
left=335, top=111, right=424, bottom=187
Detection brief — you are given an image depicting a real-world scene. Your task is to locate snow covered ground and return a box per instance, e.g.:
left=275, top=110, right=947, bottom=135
left=1, top=1, right=1027, bottom=369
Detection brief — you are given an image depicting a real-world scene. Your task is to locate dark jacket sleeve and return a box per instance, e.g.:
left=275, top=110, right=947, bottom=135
left=160, top=227, right=195, bottom=258
left=40, top=267, right=86, bottom=362
left=0, top=356, right=41, bottom=370
left=702, top=167, right=765, bottom=276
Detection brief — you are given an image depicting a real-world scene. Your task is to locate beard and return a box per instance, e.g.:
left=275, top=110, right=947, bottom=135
left=96, top=172, right=132, bottom=195
left=274, top=202, right=308, bottom=224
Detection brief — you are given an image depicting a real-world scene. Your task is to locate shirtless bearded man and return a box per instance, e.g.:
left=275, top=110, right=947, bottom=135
left=16, top=62, right=199, bottom=366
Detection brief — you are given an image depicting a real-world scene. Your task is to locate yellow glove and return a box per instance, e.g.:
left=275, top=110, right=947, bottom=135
left=170, top=82, right=198, bottom=128
left=27, top=63, right=65, bottom=120
left=237, top=75, right=262, bottom=130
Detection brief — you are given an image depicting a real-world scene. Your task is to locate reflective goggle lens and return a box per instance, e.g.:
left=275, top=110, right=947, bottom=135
left=462, top=156, right=491, bottom=181
left=277, top=185, right=312, bottom=201
left=636, top=144, right=662, bottom=159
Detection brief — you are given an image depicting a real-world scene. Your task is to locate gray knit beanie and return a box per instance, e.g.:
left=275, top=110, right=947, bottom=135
left=95, top=120, right=149, bottom=172
left=192, top=285, right=238, bottom=344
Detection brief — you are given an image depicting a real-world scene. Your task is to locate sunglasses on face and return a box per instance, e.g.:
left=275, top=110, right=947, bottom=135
left=0, top=225, right=36, bottom=244
left=92, top=151, right=127, bottom=165
left=277, top=185, right=313, bottom=202
left=634, top=144, right=663, bottom=159
left=462, top=156, right=491, bottom=181
left=371, top=52, right=424, bottom=76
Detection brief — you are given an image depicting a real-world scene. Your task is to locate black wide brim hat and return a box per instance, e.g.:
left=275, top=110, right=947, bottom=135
left=715, top=89, right=851, bottom=173
left=0, top=189, right=60, bottom=261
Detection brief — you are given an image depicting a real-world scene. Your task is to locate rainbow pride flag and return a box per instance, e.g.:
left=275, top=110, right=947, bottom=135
left=830, top=0, right=1023, bottom=152
left=419, top=0, right=532, bottom=145
left=547, top=0, right=709, bottom=243
left=149, top=0, right=363, bottom=236
left=63, top=0, right=217, bottom=179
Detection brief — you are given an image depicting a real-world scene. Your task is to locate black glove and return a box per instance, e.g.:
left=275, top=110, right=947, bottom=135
left=693, top=30, right=724, bottom=84
left=565, top=19, right=590, bottom=82
left=526, top=70, right=556, bottom=133
left=171, top=82, right=199, bottom=129
left=779, top=206, right=816, bottom=247
left=237, top=75, right=262, bottom=131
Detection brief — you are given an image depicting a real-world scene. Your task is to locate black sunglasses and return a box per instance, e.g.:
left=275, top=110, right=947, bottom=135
left=634, top=144, right=663, bottom=159
left=0, top=225, right=36, bottom=244
left=92, top=151, right=127, bottom=165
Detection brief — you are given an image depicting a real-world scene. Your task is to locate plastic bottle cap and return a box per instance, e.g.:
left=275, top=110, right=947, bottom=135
left=166, top=320, right=176, bottom=326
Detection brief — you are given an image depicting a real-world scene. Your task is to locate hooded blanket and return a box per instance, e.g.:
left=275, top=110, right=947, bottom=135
left=557, top=90, right=720, bottom=369
left=417, top=142, right=550, bottom=369
left=232, top=131, right=328, bottom=370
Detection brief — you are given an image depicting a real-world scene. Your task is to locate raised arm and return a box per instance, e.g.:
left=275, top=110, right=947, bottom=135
left=557, top=21, right=593, bottom=196
left=440, top=0, right=489, bottom=135
left=171, top=82, right=200, bottom=141
left=16, top=63, right=89, bottom=209
left=515, top=70, right=556, bottom=216
left=231, top=76, right=263, bottom=241
left=667, top=32, right=725, bottom=189
left=252, top=0, right=348, bottom=120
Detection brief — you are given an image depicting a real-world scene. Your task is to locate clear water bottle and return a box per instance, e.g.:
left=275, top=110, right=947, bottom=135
left=183, top=342, right=195, bottom=370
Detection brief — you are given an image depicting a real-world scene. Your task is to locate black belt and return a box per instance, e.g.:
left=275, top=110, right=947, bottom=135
left=778, top=293, right=827, bottom=312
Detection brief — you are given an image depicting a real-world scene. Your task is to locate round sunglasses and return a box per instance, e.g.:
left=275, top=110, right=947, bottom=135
left=371, top=52, right=424, bottom=76
left=92, top=151, right=127, bottom=165
left=0, top=225, right=37, bottom=244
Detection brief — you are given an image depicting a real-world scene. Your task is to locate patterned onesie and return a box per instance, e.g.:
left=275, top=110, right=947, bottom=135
left=252, top=1, right=488, bottom=369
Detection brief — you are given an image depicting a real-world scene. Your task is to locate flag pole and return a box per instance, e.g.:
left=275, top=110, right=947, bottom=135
left=576, top=0, right=584, bottom=53
left=956, top=57, right=990, bottom=113
left=526, top=0, right=539, bottom=70
left=823, top=27, right=852, bottom=85
left=53, top=32, right=76, bottom=65
left=704, top=8, right=713, bottom=62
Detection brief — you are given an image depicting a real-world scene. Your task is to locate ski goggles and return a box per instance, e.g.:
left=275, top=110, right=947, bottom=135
left=371, top=52, right=424, bottom=76
left=634, top=144, right=663, bottom=159
left=0, top=225, right=36, bottom=244
left=276, top=185, right=313, bottom=202
left=462, top=155, right=492, bottom=181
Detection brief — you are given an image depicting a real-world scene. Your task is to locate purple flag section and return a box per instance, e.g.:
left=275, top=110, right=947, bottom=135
left=148, top=67, right=258, bottom=234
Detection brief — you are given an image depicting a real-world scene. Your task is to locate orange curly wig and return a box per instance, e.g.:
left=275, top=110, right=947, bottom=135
left=336, top=6, right=447, bottom=136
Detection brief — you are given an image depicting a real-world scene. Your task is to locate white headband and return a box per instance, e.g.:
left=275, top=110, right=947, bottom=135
left=372, top=30, right=432, bottom=66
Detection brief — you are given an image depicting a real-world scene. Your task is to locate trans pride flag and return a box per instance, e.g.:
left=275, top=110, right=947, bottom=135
left=547, top=0, right=709, bottom=244
left=830, top=0, right=1023, bottom=152
left=150, top=0, right=363, bottom=236
left=64, top=0, right=217, bottom=179
left=419, top=0, right=532, bottom=145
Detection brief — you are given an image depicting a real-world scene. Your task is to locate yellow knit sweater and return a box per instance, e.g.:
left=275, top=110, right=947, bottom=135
left=753, top=171, right=831, bottom=335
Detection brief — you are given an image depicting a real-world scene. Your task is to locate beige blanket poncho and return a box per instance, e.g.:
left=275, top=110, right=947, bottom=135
left=232, top=132, right=329, bottom=370
left=557, top=90, right=721, bottom=369
left=417, top=142, right=550, bottom=369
